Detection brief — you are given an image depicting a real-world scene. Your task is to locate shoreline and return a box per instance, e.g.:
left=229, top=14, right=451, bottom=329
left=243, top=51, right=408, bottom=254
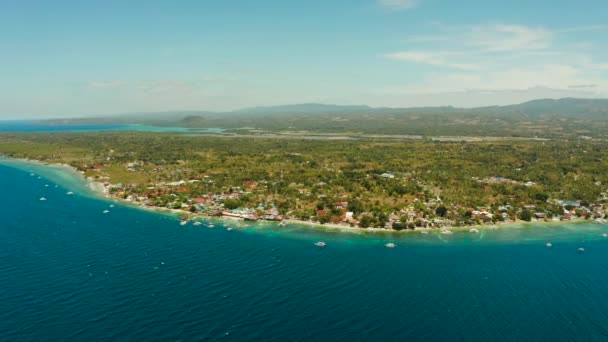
left=0, top=156, right=599, bottom=236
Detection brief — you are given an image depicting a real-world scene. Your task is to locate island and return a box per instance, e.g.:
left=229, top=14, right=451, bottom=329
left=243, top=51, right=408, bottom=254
left=1, top=128, right=607, bottom=231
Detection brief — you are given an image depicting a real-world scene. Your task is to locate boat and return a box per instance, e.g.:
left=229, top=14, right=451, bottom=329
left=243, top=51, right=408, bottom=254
left=193, top=222, right=202, bottom=226
left=109, top=204, right=115, bottom=208
left=180, top=220, right=188, bottom=226
left=66, top=192, right=74, bottom=195
left=39, top=197, right=47, bottom=201
left=29, top=173, right=35, bottom=176
left=44, top=184, right=49, bottom=187
left=385, top=243, right=396, bottom=248
left=278, top=220, right=288, bottom=227
left=546, top=242, right=552, bottom=248
left=315, top=241, right=327, bottom=248
left=603, top=234, right=608, bottom=238
left=440, top=229, right=453, bottom=235
left=420, top=230, right=429, bottom=234
left=103, top=210, right=110, bottom=214
left=578, top=248, right=585, bottom=253
left=469, top=228, right=480, bottom=234
left=206, top=224, right=215, bottom=228
left=227, top=227, right=234, bottom=231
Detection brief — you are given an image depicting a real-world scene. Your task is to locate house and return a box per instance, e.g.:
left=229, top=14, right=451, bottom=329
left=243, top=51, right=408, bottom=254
left=335, top=201, right=349, bottom=210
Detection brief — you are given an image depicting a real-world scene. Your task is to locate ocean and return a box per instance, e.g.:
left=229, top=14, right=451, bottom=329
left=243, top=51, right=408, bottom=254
left=0, top=120, right=224, bottom=133
left=1, top=159, right=608, bottom=341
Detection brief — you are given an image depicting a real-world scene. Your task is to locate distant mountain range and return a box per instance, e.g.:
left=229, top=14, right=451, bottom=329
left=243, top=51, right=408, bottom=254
left=43, top=98, right=608, bottom=123
left=38, top=98, right=608, bottom=140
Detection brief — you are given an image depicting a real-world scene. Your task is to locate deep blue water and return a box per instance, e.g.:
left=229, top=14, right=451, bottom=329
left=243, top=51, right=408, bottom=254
left=2, top=161, right=608, bottom=341
left=0, top=120, right=224, bottom=133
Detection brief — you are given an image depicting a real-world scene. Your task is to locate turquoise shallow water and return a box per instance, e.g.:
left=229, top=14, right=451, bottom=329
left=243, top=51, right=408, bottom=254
left=2, top=160, right=608, bottom=341
left=0, top=120, right=224, bottom=133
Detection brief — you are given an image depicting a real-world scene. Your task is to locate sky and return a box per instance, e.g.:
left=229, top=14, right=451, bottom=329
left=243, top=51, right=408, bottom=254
left=1, top=0, right=608, bottom=118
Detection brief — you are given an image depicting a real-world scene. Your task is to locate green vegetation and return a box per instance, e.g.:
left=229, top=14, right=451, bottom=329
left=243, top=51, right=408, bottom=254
left=1, top=131, right=607, bottom=229
left=42, top=98, right=608, bottom=139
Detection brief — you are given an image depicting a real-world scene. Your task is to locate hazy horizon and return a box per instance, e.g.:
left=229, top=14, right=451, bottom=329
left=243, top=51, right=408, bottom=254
left=2, top=0, right=608, bottom=118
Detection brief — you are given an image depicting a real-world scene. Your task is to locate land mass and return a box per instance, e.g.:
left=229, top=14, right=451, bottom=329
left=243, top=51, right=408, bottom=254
left=1, top=130, right=606, bottom=231
left=41, top=98, right=608, bottom=140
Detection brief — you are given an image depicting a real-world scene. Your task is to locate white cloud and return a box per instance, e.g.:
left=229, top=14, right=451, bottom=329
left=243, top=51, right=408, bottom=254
left=89, top=80, right=128, bottom=88
left=466, top=24, right=552, bottom=52
left=382, top=23, right=608, bottom=100
left=378, top=0, right=417, bottom=10
left=404, top=24, right=553, bottom=52
left=384, top=51, right=480, bottom=70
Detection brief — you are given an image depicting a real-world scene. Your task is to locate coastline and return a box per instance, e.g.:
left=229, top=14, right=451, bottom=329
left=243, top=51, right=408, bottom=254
left=0, top=156, right=599, bottom=236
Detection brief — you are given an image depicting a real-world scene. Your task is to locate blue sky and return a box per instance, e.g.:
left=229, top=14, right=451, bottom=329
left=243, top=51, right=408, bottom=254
left=1, top=0, right=608, bottom=117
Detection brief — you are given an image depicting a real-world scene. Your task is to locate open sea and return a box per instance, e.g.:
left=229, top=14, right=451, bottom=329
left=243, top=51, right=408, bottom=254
left=2, top=161, right=608, bottom=341
left=2, top=126, right=608, bottom=340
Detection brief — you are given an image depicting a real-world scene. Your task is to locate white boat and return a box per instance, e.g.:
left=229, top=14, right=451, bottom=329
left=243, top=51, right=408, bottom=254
left=603, top=234, right=608, bottom=238
left=39, top=197, right=47, bottom=201
left=206, top=224, right=215, bottom=228
left=109, top=204, right=115, bottom=208
left=278, top=221, right=288, bottom=227
left=44, top=184, right=49, bottom=187
left=469, top=228, right=480, bottom=234
left=66, top=192, right=74, bottom=195
left=385, top=243, right=396, bottom=248
left=578, top=247, right=585, bottom=253
left=193, top=222, right=202, bottom=226
left=440, top=229, right=453, bottom=235
left=30, top=173, right=35, bottom=176
left=420, top=230, right=429, bottom=235
left=180, top=220, right=188, bottom=226
left=227, top=227, right=234, bottom=231
left=546, top=242, right=553, bottom=248
left=103, top=210, right=110, bottom=214
left=315, top=241, right=327, bottom=248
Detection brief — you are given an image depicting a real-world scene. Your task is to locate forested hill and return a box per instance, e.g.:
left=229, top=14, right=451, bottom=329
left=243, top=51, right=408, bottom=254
left=40, top=98, right=608, bottom=139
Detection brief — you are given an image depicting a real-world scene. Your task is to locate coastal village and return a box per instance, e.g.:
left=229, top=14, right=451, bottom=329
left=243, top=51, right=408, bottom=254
left=3, top=132, right=608, bottom=232
left=85, top=159, right=608, bottom=231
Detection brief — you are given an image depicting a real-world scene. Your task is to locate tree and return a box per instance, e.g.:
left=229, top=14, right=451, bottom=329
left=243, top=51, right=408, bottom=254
left=359, top=215, right=373, bottom=228
left=347, top=199, right=364, bottom=214
left=519, top=209, right=533, bottom=221
left=435, top=206, right=448, bottom=217
left=223, top=198, right=242, bottom=210
left=392, top=221, right=407, bottom=231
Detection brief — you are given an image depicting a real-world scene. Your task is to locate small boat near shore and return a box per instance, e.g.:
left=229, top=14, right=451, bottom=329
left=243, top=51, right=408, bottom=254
left=315, top=241, right=327, bottom=248
left=193, top=222, right=202, bottom=226
left=578, top=247, right=585, bottom=253
left=39, top=197, right=47, bottom=201
left=546, top=242, right=552, bottom=248
left=469, top=228, right=480, bottom=234
left=103, top=210, right=110, bottom=214
left=278, top=220, right=288, bottom=227
left=66, top=191, right=74, bottom=195
left=180, top=220, right=188, bottom=226
left=385, top=243, right=396, bottom=248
